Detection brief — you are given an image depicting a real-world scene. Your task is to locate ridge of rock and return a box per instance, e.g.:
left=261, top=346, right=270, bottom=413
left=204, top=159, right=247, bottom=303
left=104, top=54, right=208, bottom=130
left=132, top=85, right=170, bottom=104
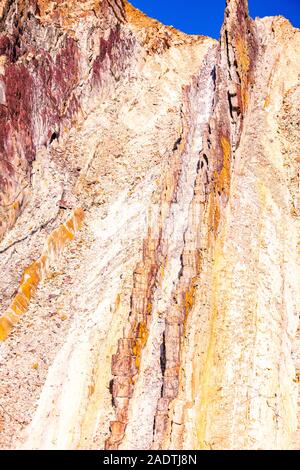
left=0, top=0, right=299, bottom=450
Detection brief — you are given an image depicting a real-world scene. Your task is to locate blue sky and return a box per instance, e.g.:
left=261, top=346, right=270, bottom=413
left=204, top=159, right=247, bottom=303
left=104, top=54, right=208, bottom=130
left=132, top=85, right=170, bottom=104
left=130, top=0, right=299, bottom=38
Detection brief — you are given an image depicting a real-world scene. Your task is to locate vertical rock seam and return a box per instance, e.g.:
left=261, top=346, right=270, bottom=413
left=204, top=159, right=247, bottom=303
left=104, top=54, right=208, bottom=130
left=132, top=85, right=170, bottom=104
left=0, top=0, right=299, bottom=450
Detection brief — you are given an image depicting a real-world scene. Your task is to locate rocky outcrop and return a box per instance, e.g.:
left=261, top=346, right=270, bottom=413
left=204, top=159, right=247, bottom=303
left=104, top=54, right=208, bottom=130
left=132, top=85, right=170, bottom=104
left=0, top=0, right=299, bottom=450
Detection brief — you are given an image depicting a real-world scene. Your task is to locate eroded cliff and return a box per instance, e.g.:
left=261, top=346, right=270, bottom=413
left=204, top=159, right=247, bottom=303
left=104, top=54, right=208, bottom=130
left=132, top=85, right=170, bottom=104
left=0, top=0, right=299, bottom=450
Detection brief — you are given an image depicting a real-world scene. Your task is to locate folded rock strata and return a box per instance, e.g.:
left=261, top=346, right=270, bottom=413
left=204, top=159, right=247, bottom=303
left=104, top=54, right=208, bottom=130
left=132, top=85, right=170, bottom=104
left=0, top=0, right=299, bottom=450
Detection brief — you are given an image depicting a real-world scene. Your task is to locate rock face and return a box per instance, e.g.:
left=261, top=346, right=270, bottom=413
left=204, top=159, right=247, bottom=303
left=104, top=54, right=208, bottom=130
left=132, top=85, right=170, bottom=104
left=0, top=0, right=299, bottom=450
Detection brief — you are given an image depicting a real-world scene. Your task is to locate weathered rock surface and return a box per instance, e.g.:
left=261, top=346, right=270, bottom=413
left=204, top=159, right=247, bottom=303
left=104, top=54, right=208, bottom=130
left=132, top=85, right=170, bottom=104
left=0, top=0, right=299, bottom=450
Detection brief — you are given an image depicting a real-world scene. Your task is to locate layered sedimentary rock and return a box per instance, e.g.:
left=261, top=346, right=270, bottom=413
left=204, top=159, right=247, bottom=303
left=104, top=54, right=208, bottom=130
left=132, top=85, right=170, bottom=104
left=0, top=0, right=299, bottom=450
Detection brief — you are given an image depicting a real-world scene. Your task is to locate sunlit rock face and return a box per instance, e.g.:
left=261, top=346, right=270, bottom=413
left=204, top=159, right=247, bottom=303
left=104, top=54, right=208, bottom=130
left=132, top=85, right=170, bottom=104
left=0, top=0, right=299, bottom=450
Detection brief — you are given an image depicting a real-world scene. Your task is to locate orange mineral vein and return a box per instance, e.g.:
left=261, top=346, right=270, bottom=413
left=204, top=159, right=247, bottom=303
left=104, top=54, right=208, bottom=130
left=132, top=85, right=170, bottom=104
left=0, top=208, right=84, bottom=341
